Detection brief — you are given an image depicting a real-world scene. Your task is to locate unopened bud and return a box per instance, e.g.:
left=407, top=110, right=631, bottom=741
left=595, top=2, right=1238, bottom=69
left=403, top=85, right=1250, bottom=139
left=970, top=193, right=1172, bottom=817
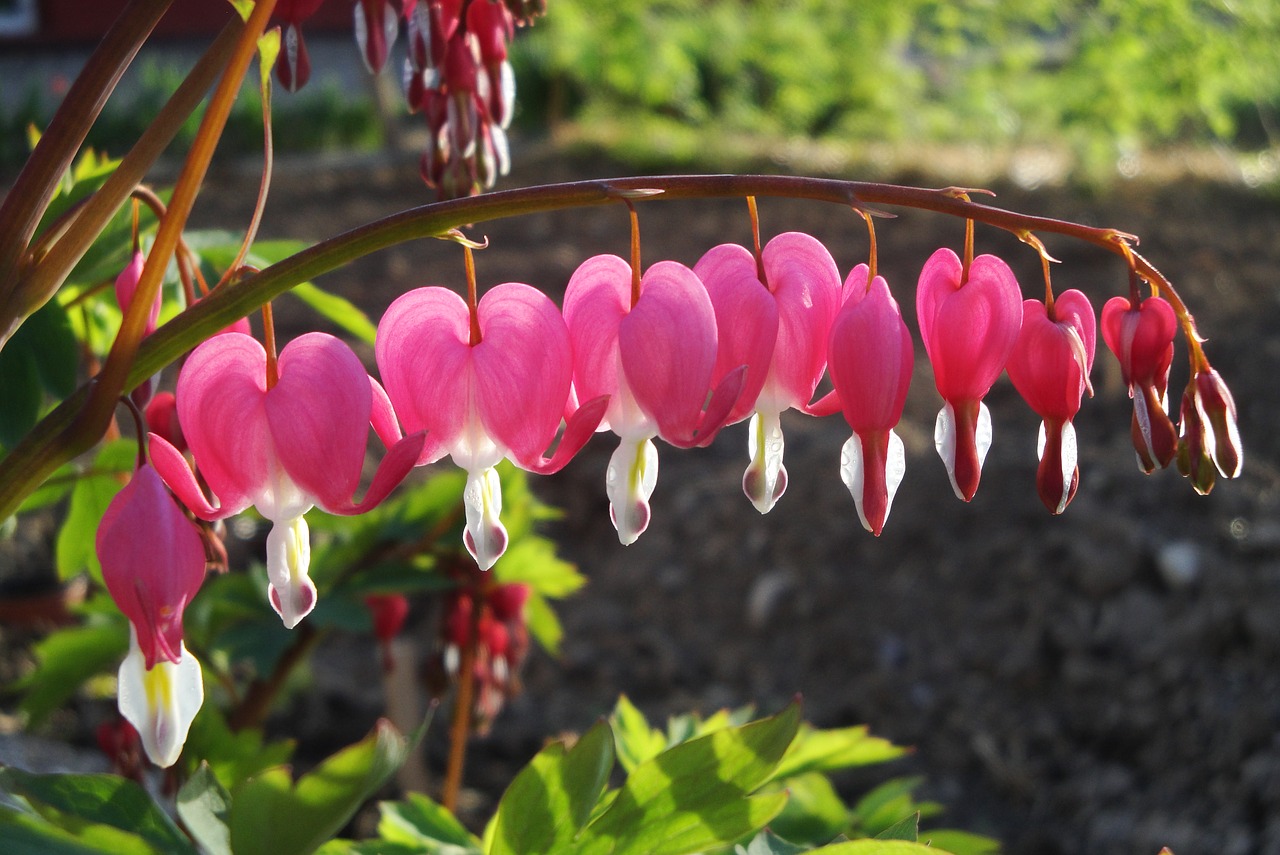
left=1194, top=369, right=1243, bottom=479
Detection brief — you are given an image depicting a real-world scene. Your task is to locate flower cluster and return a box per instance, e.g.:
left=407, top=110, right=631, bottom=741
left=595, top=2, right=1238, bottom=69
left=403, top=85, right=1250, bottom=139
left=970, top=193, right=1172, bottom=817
left=274, top=0, right=544, bottom=199
left=95, top=213, right=1240, bottom=769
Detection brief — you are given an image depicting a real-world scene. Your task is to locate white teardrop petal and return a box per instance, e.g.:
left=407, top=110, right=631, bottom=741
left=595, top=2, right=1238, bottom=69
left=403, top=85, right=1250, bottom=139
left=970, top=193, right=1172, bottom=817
left=463, top=466, right=508, bottom=570
left=606, top=436, right=659, bottom=545
left=118, top=633, right=203, bottom=768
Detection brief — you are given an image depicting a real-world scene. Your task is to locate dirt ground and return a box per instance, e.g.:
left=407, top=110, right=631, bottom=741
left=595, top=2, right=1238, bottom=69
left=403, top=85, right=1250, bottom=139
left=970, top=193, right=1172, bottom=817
left=12, top=140, right=1280, bottom=855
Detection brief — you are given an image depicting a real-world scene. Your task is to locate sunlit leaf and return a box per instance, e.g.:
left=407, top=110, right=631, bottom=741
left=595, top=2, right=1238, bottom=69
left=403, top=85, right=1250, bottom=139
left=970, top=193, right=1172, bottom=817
left=770, top=724, right=907, bottom=781
left=18, top=618, right=129, bottom=727
left=176, top=765, right=232, bottom=855
left=377, top=792, right=482, bottom=852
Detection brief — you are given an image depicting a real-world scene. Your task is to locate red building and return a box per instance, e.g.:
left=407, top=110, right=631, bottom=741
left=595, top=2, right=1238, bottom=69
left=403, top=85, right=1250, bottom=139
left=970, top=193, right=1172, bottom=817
left=0, top=0, right=355, bottom=44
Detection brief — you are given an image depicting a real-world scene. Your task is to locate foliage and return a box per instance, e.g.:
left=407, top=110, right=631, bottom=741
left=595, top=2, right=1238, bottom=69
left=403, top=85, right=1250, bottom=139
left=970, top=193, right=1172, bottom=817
left=514, top=0, right=1280, bottom=167
left=2, top=698, right=997, bottom=855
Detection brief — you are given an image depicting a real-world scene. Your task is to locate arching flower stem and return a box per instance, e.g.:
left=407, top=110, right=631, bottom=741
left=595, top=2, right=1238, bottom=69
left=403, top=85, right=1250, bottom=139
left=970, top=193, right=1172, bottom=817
left=626, top=199, right=642, bottom=308
left=746, top=196, right=769, bottom=288
left=0, top=173, right=1206, bottom=520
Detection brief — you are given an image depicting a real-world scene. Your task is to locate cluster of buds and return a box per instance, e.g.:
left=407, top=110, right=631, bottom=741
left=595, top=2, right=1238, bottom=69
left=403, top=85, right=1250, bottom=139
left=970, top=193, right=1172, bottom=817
left=430, top=582, right=531, bottom=732
left=274, top=0, right=545, bottom=199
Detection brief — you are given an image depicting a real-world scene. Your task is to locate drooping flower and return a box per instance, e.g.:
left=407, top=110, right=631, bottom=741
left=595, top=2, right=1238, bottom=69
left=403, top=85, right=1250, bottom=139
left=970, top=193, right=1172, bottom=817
left=916, top=248, right=1023, bottom=501
left=354, top=0, right=400, bottom=75
left=824, top=265, right=914, bottom=535
left=1006, top=290, right=1096, bottom=514
left=149, top=332, right=424, bottom=628
left=114, top=250, right=159, bottom=337
left=274, top=0, right=326, bottom=92
left=1100, top=295, right=1178, bottom=473
left=1176, top=367, right=1243, bottom=493
left=96, top=463, right=206, bottom=768
left=693, top=232, right=841, bottom=513
left=376, top=283, right=607, bottom=569
left=563, top=255, right=744, bottom=544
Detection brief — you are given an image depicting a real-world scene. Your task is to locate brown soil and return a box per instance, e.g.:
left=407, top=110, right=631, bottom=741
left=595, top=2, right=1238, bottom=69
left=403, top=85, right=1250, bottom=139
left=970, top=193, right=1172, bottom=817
left=23, top=142, right=1280, bottom=855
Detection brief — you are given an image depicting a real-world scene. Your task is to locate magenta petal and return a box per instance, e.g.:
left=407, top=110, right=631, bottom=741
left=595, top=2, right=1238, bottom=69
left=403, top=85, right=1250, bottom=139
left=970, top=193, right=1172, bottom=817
left=680, top=364, right=747, bottom=449
left=278, top=23, right=312, bottom=92
left=177, top=333, right=274, bottom=515
left=354, top=0, right=399, bottom=74
left=473, top=283, right=573, bottom=463
left=522, top=394, right=610, bottom=475
left=369, top=376, right=403, bottom=448
left=267, top=333, right=372, bottom=513
left=759, top=232, right=841, bottom=410
left=1007, top=293, right=1096, bottom=423
left=694, top=243, right=777, bottom=424
left=917, top=251, right=1023, bottom=402
left=97, top=465, right=206, bottom=669
left=619, top=260, right=719, bottom=444
left=149, top=435, right=235, bottom=521
left=563, top=255, right=631, bottom=429
left=828, top=273, right=913, bottom=436
left=376, top=286, right=472, bottom=464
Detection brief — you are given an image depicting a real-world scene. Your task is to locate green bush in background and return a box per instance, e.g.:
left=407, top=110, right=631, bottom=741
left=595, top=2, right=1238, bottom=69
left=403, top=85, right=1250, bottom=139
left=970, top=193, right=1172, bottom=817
left=512, top=0, right=1280, bottom=170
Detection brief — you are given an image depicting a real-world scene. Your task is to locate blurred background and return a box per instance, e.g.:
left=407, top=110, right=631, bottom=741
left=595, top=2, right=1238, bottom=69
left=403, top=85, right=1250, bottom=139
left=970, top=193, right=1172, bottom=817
left=3, top=3, right=1280, bottom=854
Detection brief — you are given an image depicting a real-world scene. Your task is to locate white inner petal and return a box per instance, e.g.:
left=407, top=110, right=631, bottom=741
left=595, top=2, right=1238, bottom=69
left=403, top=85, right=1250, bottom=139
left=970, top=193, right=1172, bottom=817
left=606, top=436, right=658, bottom=545
left=118, top=630, right=203, bottom=769
left=463, top=466, right=508, bottom=570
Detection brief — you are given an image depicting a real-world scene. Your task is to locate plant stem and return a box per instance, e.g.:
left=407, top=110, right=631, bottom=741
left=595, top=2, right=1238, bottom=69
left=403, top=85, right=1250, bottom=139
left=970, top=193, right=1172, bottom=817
left=0, top=173, right=1191, bottom=520
left=442, top=599, right=480, bottom=813
left=228, top=622, right=323, bottom=732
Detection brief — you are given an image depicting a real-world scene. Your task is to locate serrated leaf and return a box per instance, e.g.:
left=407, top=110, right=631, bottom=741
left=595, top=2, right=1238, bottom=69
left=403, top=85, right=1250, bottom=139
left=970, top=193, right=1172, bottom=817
left=228, top=719, right=411, bottom=855
left=176, top=765, right=232, bottom=855
left=490, top=720, right=614, bottom=855
left=610, top=695, right=665, bottom=775
left=770, top=724, right=907, bottom=782
left=573, top=703, right=801, bottom=855
left=874, top=813, right=918, bottom=842
left=0, top=768, right=195, bottom=854
left=18, top=619, right=129, bottom=727
left=377, top=792, right=480, bottom=851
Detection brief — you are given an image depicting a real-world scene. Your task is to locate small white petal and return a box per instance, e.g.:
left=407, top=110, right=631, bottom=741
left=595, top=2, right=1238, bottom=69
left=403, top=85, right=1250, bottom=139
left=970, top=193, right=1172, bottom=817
left=463, top=466, right=508, bottom=570
left=606, top=436, right=659, bottom=545
left=266, top=516, right=316, bottom=629
left=975, top=401, right=993, bottom=471
left=118, top=632, right=203, bottom=768
left=743, top=410, right=787, bottom=514
left=499, top=60, right=516, bottom=128
left=885, top=428, right=906, bottom=518
left=839, top=433, right=868, bottom=531
left=934, top=403, right=960, bottom=500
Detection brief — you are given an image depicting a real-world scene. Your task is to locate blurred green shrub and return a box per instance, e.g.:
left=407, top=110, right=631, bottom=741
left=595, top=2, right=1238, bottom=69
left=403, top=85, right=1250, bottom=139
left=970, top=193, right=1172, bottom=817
left=512, top=0, right=1280, bottom=159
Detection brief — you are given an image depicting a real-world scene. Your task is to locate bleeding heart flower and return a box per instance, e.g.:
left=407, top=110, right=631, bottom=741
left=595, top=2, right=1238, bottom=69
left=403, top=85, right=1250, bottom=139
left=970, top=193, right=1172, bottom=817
left=96, top=463, right=206, bottom=767
left=354, top=0, right=400, bottom=75
left=823, top=265, right=914, bottom=535
left=114, top=250, right=159, bottom=337
left=275, top=0, right=325, bottom=92
left=149, top=332, right=424, bottom=628
left=694, top=232, right=841, bottom=513
left=916, top=248, right=1023, bottom=501
left=563, top=255, right=745, bottom=544
left=1100, top=295, right=1178, bottom=473
left=1006, top=290, right=1096, bottom=514
left=376, top=283, right=607, bottom=570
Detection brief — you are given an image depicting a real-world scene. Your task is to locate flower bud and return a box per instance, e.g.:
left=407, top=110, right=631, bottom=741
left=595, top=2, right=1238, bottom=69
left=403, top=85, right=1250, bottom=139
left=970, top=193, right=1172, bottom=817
left=1193, top=368, right=1242, bottom=479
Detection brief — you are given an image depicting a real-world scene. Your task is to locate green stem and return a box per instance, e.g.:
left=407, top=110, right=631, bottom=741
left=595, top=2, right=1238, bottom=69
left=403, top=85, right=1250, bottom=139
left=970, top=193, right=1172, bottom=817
left=0, top=173, right=1187, bottom=520
left=0, top=0, right=173, bottom=335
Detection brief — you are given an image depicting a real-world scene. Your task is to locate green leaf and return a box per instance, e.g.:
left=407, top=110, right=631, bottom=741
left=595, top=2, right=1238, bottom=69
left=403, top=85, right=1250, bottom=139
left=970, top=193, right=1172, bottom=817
left=874, top=813, right=919, bottom=842
left=378, top=792, right=481, bottom=852
left=763, top=772, right=849, bottom=845
left=492, top=538, right=586, bottom=598
left=811, top=842, right=956, bottom=855
left=770, top=724, right=907, bottom=782
left=734, top=830, right=808, bottom=855
left=15, top=460, right=78, bottom=514
left=54, top=440, right=136, bottom=584
left=24, top=299, right=79, bottom=398
left=176, top=765, right=232, bottom=855
left=489, top=720, right=614, bottom=855
left=918, top=830, right=1000, bottom=855
left=285, top=282, right=378, bottom=346
left=609, top=695, right=666, bottom=775
left=228, top=719, right=411, bottom=855
left=182, top=704, right=295, bottom=793
left=573, top=702, right=801, bottom=855
left=18, top=619, right=129, bottom=727
left=522, top=588, right=565, bottom=656
left=848, top=778, right=926, bottom=839
left=0, top=340, right=41, bottom=449
left=0, top=806, right=159, bottom=855
left=0, top=768, right=195, bottom=854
